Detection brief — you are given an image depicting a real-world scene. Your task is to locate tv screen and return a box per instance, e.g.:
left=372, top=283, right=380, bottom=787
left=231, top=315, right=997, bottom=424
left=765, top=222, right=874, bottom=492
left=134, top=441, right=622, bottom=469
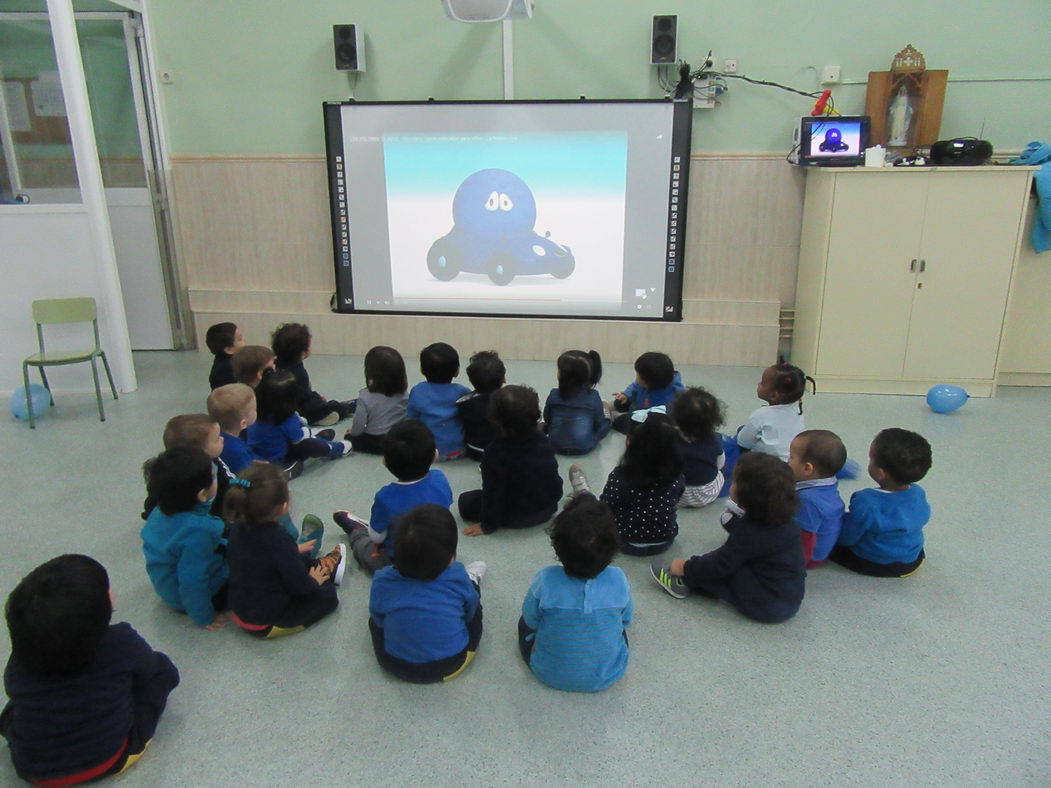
left=798, top=115, right=870, bottom=166
left=323, top=100, right=691, bottom=321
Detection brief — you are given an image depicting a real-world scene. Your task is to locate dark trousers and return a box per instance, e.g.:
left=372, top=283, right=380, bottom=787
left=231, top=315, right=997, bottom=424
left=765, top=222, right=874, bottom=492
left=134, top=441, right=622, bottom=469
left=457, top=491, right=556, bottom=530
left=620, top=540, right=673, bottom=557
left=685, top=568, right=801, bottom=624
left=243, top=583, right=338, bottom=637
left=369, top=603, right=483, bottom=684
left=518, top=617, right=536, bottom=665
left=830, top=546, right=925, bottom=578
left=349, top=432, right=385, bottom=455
left=286, top=437, right=341, bottom=462
left=299, top=397, right=347, bottom=425
left=611, top=413, right=632, bottom=435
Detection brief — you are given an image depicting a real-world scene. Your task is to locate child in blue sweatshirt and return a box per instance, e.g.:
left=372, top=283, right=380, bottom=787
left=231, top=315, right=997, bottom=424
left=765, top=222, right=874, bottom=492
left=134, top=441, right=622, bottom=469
left=831, top=428, right=932, bottom=578
left=611, top=351, right=684, bottom=434
left=140, top=447, right=229, bottom=630
left=407, top=342, right=470, bottom=460
left=787, top=429, right=847, bottom=567
left=208, top=383, right=261, bottom=474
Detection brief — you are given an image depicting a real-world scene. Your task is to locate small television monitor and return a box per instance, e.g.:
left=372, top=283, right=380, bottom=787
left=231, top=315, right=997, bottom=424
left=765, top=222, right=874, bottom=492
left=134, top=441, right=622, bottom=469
left=795, top=115, right=870, bottom=166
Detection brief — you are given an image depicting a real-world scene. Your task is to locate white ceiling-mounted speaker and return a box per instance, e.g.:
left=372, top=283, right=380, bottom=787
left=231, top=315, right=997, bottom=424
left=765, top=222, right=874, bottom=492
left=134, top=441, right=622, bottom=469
left=442, top=0, right=534, bottom=23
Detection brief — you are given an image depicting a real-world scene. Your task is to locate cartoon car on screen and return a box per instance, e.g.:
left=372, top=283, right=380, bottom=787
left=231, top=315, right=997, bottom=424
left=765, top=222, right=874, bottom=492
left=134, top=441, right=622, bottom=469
left=426, top=168, right=575, bottom=286
left=818, top=127, right=850, bottom=152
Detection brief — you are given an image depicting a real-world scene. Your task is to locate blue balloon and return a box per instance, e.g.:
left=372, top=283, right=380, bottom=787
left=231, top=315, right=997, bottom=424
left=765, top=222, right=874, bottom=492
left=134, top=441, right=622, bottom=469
left=10, top=384, right=52, bottom=420
left=926, top=384, right=969, bottom=414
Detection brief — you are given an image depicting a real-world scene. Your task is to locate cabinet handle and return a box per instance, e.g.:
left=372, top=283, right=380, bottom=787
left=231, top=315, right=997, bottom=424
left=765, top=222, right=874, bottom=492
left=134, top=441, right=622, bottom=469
left=919, top=259, right=926, bottom=272
left=910, top=259, right=918, bottom=272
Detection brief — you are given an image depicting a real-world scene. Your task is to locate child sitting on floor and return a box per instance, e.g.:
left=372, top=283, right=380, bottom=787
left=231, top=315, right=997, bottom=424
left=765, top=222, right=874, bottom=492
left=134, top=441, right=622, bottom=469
left=407, top=342, right=471, bottom=460
left=544, top=349, right=609, bottom=455
left=610, top=351, right=684, bottom=433
left=368, top=505, right=486, bottom=684
left=787, top=429, right=847, bottom=567
left=670, top=386, right=726, bottom=508
left=460, top=385, right=563, bottom=536
left=272, top=322, right=353, bottom=426
left=333, top=419, right=453, bottom=573
left=1, top=555, right=180, bottom=786
left=519, top=494, right=632, bottom=693
left=831, top=428, right=932, bottom=578
left=651, top=452, right=805, bottom=623
left=225, top=464, right=345, bottom=639
left=205, top=321, right=244, bottom=390
left=456, top=350, right=505, bottom=460
left=247, top=369, right=352, bottom=465
left=140, top=447, right=230, bottom=630
left=734, top=361, right=815, bottom=461
left=141, top=413, right=229, bottom=520
left=232, top=345, right=276, bottom=388
left=346, top=345, right=409, bottom=454
left=207, top=383, right=262, bottom=474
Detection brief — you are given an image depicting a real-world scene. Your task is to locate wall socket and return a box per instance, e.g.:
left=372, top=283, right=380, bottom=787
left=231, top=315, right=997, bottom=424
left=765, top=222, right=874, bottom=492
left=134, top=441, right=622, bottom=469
left=159, top=69, right=175, bottom=84
left=723, top=58, right=738, bottom=74
left=820, top=65, right=841, bottom=84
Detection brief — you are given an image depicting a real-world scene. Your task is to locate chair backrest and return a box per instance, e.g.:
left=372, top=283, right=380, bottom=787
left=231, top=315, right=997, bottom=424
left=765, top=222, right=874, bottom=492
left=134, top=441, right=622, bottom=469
left=32, top=297, right=97, bottom=325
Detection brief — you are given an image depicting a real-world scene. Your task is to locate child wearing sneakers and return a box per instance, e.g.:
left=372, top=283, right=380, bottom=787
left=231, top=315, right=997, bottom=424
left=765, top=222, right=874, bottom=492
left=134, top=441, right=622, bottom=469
left=368, top=505, right=486, bottom=684
left=224, top=464, right=344, bottom=638
left=232, top=345, right=276, bottom=388
left=610, top=351, right=685, bottom=433
left=407, top=342, right=471, bottom=460
left=456, top=350, right=505, bottom=459
left=333, top=419, right=453, bottom=573
left=652, top=452, right=805, bottom=623
left=272, top=323, right=354, bottom=426
left=205, top=321, right=244, bottom=390
left=140, top=447, right=229, bottom=630
left=460, top=386, right=563, bottom=536
left=1, top=555, right=180, bottom=785
left=247, top=369, right=352, bottom=465
left=207, top=383, right=262, bottom=474
left=830, top=428, right=932, bottom=577
left=787, top=429, right=847, bottom=567
left=519, top=494, right=633, bottom=693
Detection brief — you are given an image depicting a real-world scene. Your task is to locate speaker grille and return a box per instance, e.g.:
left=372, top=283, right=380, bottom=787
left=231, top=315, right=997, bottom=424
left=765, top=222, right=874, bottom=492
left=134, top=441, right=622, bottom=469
left=650, top=15, right=677, bottom=64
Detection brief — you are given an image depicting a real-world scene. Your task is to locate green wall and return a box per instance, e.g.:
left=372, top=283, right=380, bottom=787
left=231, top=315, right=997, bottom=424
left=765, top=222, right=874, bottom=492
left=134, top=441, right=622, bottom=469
left=142, top=0, right=1050, bottom=155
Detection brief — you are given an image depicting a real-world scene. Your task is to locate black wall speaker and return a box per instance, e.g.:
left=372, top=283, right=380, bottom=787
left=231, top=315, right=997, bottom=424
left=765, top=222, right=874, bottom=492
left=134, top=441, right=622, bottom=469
left=334, top=24, right=365, bottom=72
left=650, top=15, right=677, bottom=65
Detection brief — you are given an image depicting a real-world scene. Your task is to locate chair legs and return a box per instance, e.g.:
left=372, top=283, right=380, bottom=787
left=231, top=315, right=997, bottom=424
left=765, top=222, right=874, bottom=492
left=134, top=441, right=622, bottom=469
left=99, top=351, right=118, bottom=400
left=90, top=357, right=105, bottom=422
left=37, top=367, right=53, bottom=405
left=21, top=363, right=35, bottom=429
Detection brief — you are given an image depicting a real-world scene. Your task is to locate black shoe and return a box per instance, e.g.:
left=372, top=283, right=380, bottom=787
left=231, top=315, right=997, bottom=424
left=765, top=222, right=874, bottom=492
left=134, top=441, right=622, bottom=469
left=332, top=510, right=368, bottom=537
left=315, top=428, right=336, bottom=441
left=338, top=399, right=357, bottom=418
left=283, top=460, right=304, bottom=481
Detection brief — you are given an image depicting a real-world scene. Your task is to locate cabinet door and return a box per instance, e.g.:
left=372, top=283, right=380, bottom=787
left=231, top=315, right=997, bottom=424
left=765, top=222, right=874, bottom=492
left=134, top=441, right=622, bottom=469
left=817, top=174, right=927, bottom=378
left=903, top=172, right=1024, bottom=380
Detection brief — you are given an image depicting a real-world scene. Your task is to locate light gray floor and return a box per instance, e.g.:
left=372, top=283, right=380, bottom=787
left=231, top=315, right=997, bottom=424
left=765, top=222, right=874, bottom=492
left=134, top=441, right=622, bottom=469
left=2, top=350, right=1049, bottom=786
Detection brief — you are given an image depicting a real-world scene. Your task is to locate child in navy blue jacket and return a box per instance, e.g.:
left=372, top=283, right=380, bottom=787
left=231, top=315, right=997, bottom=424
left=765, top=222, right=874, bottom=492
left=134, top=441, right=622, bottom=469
left=408, top=342, right=471, bottom=460
left=670, top=386, right=725, bottom=508
left=611, top=351, right=685, bottom=434
left=205, top=321, right=244, bottom=390
left=369, top=505, right=486, bottom=683
left=831, top=428, right=932, bottom=577
left=652, top=452, right=805, bottom=624
left=544, top=349, right=609, bottom=455
left=272, top=322, right=354, bottom=426
left=225, top=464, right=345, bottom=638
left=1, top=555, right=179, bottom=785
left=456, top=350, right=505, bottom=459
left=787, top=429, right=847, bottom=567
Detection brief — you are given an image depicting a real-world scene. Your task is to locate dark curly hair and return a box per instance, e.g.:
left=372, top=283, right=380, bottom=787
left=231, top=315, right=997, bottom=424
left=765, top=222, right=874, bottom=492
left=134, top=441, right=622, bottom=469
left=670, top=386, right=725, bottom=444
left=271, top=323, right=312, bottom=367
left=466, top=350, right=505, bottom=394
left=871, top=428, right=932, bottom=485
left=548, top=494, right=619, bottom=579
left=144, top=446, right=215, bottom=516
left=488, top=385, right=540, bottom=440
left=621, top=412, right=683, bottom=489
left=732, top=452, right=798, bottom=527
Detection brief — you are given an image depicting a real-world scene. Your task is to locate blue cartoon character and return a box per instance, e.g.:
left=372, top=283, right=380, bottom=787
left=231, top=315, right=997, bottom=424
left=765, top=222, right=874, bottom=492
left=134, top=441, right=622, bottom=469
left=818, top=127, right=850, bottom=153
left=427, top=168, right=575, bottom=286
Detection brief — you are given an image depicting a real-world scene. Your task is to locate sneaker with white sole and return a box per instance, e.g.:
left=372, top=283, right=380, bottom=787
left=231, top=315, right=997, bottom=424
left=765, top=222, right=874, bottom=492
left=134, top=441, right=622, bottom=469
left=465, top=561, right=487, bottom=587
left=568, top=464, right=590, bottom=497
left=314, top=411, right=340, bottom=427
left=331, top=544, right=347, bottom=586
left=332, top=511, right=369, bottom=536
left=650, top=558, right=689, bottom=599
left=336, top=440, right=353, bottom=458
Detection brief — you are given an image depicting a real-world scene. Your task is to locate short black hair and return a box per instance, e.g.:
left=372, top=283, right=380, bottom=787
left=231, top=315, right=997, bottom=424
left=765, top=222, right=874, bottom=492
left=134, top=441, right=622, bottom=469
left=670, top=386, right=725, bottom=443
left=6, top=554, right=112, bottom=676
left=732, top=452, right=798, bottom=527
left=466, top=350, right=505, bottom=394
left=557, top=351, right=591, bottom=400
left=392, top=504, right=457, bottom=580
left=383, top=419, right=436, bottom=481
left=205, top=322, right=237, bottom=356
left=634, top=351, right=674, bottom=390
left=794, top=429, right=847, bottom=478
left=364, top=346, right=408, bottom=396
left=420, top=342, right=459, bottom=383
left=548, top=494, right=619, bottom=579
left=145, top=446, right=215, bottom=516
left=872, top=428, right=932, bottom=485
left=255, top=368, right=299, bottom=425
left=271, top=323, right=312, bottom=367
left=488, top=384, right=540, bottom=439
left=622, top=411, right=683, bottom=489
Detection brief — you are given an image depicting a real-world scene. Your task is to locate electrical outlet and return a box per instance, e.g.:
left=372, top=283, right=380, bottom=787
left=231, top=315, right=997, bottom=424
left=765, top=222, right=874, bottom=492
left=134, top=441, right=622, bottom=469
left=723, top=58, right=738, bottom=74
left=692, top=76, right=716, bottom=109
left=159, top=69, right=175, bottom=84
left=820, top=65, right=841, bottom=84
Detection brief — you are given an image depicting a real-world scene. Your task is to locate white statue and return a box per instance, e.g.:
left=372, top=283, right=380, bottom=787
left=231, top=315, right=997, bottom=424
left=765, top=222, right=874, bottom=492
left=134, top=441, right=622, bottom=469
left=887, top=85, right=914, bottom=147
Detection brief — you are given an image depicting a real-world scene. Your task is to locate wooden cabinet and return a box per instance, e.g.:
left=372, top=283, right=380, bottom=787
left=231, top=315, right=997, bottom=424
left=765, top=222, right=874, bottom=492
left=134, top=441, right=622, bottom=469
left=792, top=166, right=1035, bottom=396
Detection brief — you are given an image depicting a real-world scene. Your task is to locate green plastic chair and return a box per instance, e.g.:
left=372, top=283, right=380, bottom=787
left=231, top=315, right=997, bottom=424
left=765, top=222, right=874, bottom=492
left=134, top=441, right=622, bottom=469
left=21, top=297, right=118, bottom=429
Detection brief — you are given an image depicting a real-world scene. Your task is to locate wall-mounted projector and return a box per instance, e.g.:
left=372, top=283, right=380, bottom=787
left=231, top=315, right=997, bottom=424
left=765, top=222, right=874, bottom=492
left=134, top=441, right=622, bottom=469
left=442, top=0, right=534, bottom=23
